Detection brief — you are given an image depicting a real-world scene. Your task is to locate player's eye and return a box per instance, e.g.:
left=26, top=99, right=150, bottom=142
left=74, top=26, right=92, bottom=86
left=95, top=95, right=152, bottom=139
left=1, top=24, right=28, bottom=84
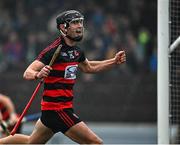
left=70, top=18, right=83, bottom=25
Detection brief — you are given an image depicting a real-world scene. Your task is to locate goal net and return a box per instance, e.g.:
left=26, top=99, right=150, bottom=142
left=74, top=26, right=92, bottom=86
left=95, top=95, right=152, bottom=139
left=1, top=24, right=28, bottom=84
left=169, top=0, right=180, bottom=143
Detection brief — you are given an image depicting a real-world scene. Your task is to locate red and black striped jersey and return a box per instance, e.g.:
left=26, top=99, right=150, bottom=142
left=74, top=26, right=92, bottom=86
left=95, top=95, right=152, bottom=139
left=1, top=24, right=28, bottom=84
left=0, top=102, right=10, bottom=121
left=36, top=37, right=86, bottom=110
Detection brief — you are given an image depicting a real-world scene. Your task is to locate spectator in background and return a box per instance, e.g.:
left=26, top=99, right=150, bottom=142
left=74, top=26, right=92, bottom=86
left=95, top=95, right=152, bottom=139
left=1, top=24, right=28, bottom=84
left=138, top=28, right=153, bottom=72
left=2, top=31, right=24, bottom=70
left=0, top=46, right=4, bottom=73
left=149, top=38, right=157, bottom=73
left=124, top=31, right=138, bottom=73
left=0, top=94, right=20, bottom=137
left=26, top=32, right=37, bottom=64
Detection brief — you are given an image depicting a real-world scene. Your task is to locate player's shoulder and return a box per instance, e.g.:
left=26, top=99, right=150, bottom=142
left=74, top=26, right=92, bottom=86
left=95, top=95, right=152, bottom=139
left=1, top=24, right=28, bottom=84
left=48, top=37, right=62, bottom=49
left=44, top=37, right=62, bottom=52
left=37, top=37, right=61, bottom=59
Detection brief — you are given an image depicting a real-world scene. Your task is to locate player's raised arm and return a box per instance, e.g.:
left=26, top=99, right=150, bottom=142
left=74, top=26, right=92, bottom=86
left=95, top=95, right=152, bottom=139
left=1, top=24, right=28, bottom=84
left=78, top=50, right=126, bottom=73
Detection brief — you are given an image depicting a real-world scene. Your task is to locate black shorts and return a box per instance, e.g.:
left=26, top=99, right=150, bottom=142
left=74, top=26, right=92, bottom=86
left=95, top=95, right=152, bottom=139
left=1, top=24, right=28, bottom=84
left=40, top=108, right=81, bottom=134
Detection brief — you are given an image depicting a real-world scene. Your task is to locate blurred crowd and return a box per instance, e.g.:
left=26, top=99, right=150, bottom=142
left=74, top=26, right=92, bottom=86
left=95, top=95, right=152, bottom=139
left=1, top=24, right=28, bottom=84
left=0, top=0, right=157, bottom=76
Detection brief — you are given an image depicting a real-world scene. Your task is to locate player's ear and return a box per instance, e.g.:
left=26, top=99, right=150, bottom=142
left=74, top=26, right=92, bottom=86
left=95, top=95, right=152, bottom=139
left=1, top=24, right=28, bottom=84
left=60, top=24, right=67, bottom=33
left=59, top=24, right=64, bottom=30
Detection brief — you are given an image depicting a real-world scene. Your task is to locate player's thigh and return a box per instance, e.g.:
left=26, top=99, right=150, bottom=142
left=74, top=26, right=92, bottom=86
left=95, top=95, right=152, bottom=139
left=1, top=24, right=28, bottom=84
left=28, top=119, right=54, bottom=144
left=65, top=121, right=103, bottom=144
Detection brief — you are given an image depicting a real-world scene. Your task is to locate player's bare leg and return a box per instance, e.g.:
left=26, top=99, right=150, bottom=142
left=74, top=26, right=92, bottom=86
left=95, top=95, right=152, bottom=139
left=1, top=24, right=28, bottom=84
left=65, top=121, right=103, bottom=144
left=0, top=134, right=29, bottom=144
left=28, top=119, right=54, bottom=144
left=0, top=119, right=54, bottom=144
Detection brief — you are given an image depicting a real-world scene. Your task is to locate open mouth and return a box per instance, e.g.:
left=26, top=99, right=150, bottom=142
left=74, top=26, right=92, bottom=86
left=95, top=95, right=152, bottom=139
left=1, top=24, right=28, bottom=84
left=76, top=29, right=82, bottom=33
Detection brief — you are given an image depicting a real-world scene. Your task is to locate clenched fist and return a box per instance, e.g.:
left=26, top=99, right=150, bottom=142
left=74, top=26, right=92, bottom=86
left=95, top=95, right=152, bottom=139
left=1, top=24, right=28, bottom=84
left=114, top=51, right=126, bottom=64
left=36, top=65, right=52, bottom=79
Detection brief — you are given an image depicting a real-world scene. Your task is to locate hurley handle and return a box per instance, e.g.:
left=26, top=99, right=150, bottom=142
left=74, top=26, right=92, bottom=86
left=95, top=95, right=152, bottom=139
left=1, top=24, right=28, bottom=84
left=49, top=44, right=62, bottom=66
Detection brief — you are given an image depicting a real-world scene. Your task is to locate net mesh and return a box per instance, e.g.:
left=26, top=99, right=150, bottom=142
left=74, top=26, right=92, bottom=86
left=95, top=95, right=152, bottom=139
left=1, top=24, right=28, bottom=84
left=169, top=0, right=180, bottom=143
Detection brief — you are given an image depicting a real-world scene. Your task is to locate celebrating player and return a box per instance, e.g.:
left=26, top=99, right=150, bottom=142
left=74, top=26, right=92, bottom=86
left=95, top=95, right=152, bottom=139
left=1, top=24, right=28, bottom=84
left=0, top=10, right=126, bottom=144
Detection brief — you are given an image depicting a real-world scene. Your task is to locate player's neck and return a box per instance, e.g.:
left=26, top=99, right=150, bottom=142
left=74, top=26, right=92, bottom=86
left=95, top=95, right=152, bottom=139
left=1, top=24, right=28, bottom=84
left=63, top=36, right=76, bottom=47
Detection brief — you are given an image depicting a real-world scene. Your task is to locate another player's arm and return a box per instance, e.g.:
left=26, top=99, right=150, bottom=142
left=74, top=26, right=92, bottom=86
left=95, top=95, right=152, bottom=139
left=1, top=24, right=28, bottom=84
left=78, top=51, right=126, bottom=73
left=0, top=94, right=17, bottom=122
left=23, top=60, right=52, bottom=80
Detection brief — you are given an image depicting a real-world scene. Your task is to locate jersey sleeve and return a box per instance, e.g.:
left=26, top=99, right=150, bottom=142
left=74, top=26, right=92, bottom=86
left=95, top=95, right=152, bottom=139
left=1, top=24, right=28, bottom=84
left=78, top=49, right=86, bottom=62
left=36, top=47, right=55, bottom=65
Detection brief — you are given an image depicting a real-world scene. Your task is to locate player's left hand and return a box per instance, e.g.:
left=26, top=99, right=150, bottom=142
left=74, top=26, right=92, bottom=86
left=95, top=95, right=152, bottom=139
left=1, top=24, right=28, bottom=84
left=115, top=51, right=126, bottom=64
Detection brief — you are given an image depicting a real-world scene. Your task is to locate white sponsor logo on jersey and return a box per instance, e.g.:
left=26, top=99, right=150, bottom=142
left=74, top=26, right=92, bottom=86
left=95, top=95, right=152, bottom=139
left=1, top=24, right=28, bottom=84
left=64, top=65, right=78, bottom=79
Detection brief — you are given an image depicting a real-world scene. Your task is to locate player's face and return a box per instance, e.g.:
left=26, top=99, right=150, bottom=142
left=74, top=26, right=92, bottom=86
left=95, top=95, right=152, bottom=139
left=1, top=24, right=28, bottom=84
left=67, top=18, right=84, bottom=41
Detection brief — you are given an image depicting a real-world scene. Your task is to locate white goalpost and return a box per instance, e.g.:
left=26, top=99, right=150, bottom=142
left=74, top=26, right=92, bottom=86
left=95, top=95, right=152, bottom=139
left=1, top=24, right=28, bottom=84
left=158, top=0, right=180, bottom=144
left=158, top=0, right=170, bottom=143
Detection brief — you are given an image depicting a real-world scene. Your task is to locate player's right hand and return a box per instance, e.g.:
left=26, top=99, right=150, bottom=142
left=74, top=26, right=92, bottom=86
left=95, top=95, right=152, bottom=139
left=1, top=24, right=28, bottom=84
left=37, top=65, right=52, bottom=78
